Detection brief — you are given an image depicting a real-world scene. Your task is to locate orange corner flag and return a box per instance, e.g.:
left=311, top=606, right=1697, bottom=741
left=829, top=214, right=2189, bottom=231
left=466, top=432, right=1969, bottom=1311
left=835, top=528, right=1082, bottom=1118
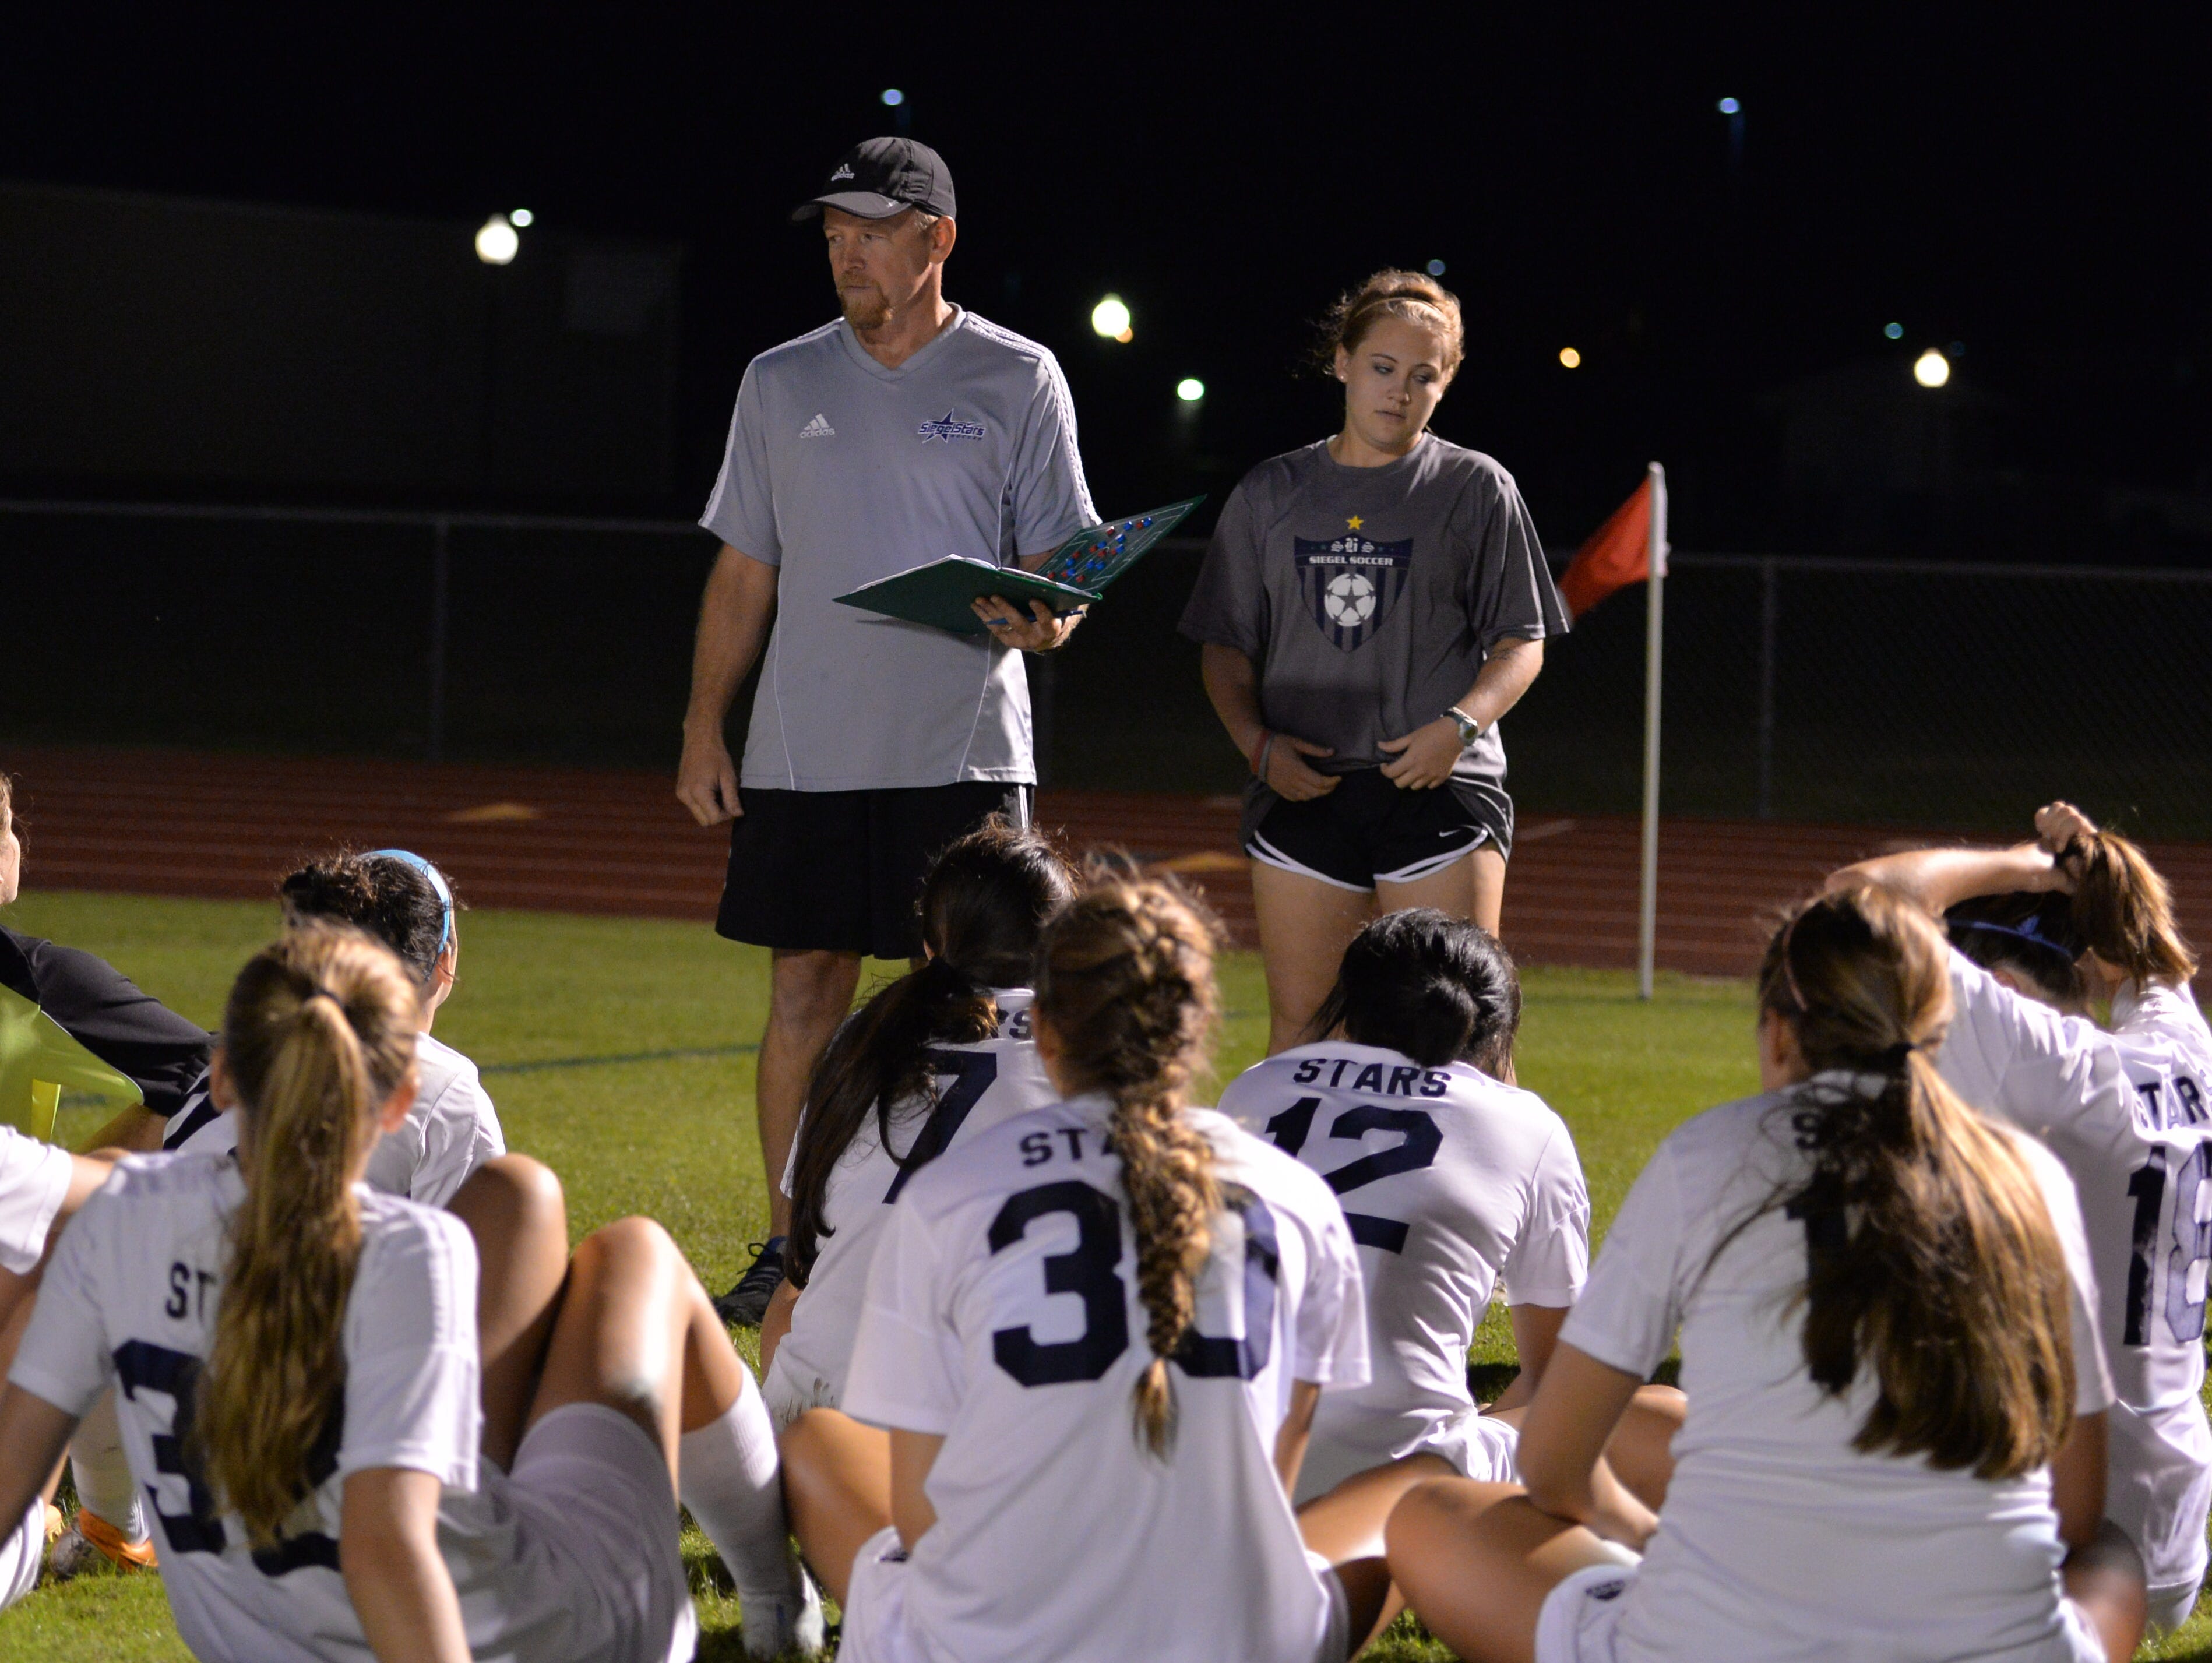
left=1559, top=477, right=1654, bottom=621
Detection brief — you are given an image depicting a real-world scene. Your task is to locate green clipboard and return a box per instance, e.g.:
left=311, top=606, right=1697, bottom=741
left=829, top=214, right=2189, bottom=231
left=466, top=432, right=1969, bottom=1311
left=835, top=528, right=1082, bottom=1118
left=833, top=496, right=1204, bottom=636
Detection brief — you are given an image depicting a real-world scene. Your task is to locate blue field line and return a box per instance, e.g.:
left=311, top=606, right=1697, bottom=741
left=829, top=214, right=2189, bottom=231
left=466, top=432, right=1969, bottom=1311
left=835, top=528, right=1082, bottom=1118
left=479, top=1042, right=760, bottom=1076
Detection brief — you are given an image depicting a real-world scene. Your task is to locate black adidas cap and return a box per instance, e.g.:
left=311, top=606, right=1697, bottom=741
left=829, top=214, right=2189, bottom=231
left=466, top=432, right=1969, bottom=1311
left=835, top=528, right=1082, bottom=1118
left=792, top=138, right=958, bottom=223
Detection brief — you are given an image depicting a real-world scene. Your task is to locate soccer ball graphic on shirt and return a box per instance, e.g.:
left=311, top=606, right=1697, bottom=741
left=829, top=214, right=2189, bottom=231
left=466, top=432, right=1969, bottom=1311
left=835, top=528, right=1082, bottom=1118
left=1322, top=571, right=1378, bottom=628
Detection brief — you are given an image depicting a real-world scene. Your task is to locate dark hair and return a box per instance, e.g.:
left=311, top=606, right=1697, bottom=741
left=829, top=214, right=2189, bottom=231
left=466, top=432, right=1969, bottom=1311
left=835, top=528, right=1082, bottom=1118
left=787, top=819, right=1077, bottom=1286
left=2065, top=829, right=2199, bottom=988
left=1313, top=269, right=1465, bottom=377
left=278, top=851, right=460, bottom=985
left=1945, top=891, right=2086, bottom=1008
left=1035, top=877, right=1223, bottom=1455
left=1750, top=885, right=2074, bottom=1480
left=1308, top=909, right=1520, bottom=1074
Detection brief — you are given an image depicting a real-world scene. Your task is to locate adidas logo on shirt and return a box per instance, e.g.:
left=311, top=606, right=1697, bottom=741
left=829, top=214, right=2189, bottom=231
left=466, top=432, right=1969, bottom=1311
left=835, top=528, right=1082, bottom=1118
left=830, top=164, right=855, bottom=181
left=799, top=414, right=836, bottom=439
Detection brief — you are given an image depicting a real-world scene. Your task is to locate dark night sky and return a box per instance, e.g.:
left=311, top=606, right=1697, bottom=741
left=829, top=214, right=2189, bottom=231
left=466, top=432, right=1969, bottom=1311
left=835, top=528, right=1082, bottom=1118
left=6, top=3, right=2208, bottom=552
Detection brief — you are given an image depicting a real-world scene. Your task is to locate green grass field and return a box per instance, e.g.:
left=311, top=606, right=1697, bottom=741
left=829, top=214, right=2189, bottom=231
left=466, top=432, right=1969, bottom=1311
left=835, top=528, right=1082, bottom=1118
left=1, top=890, right=2207, bottom=1661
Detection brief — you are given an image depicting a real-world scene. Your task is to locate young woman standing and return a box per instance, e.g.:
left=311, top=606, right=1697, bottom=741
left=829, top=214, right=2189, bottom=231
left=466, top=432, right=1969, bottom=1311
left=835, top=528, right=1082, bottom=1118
left=779, top=879, right=1378, bottom=1661
left=0, top=925, right=813, bottom=1661
left=1179, top=271, right=1567, bottom=1052
left=760, top=819, right=1073, bottom=1424
left=1834, top=802, right=2212, bottom=1633
left=1386, top=885, right=2147, bottom=1663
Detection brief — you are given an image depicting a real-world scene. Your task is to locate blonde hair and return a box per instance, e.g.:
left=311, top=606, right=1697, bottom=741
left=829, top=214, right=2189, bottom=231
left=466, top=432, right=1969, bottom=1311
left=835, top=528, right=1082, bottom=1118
left=196, top=925, right=420, bottom=1545
left=2066, top=829, right=2199, bottom=988
left=1757, top=885, right=2075, bottom=1479
left=1318, top=269, right=1465, bottom=378
left=1034, top=878, right=1222, bottom=1454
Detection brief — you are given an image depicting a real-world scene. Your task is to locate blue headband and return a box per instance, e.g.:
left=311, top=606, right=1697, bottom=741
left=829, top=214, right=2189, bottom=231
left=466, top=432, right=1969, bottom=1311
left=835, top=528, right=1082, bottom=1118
left=365, top=849, right=453, bottom=954
left=1953, top=917, right=2075, bottom=963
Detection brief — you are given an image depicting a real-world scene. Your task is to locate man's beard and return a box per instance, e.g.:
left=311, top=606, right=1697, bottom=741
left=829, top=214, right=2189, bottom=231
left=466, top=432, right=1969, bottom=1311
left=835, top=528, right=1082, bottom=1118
left=839, top=283, right=892, bottom=331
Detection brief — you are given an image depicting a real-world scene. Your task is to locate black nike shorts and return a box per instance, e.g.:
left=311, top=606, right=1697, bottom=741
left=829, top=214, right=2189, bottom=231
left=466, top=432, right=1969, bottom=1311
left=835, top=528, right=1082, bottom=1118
left=716, top=781, right=1033, bottom=961
left=1242, top=768, right=1512, bottom=892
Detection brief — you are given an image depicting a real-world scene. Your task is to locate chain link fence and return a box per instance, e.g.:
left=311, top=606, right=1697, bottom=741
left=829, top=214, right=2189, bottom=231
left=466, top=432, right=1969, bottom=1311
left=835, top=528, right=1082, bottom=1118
left=4, top=501, right=2207, bottom=840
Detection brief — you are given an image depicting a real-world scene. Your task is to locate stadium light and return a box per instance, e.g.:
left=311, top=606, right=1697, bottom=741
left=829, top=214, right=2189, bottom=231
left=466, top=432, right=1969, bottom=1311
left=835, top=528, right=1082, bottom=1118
left=475, top=214, right=519, bottom=266
left=1091, top=294, right=1133, bottom=343
left=1717, top=96, right=1741, bottom=115
left=1176, top=378, right=1205, bottom=402
left=881, top=88, right=904, bottom=106
left=1914, top=348, right=1951, bottom=388
left=1558, top=347, right=1582, bottom=369
left=1426, top=259, right=1447, bottom=277
left=1883, top=320, right=1903, bottom=340
left=510, top=209, right=534, bottom=228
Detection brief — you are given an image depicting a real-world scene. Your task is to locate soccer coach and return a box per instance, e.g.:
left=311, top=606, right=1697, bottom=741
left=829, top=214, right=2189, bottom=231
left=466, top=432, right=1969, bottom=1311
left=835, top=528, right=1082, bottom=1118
left=677, top=138, right=1097, bottom=1323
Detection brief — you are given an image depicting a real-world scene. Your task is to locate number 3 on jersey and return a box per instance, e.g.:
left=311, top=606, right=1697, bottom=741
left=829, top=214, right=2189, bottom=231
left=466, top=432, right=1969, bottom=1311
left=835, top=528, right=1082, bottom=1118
left=987, top=1182, right=1279, bottom=1388
left=2125, top=1141, right=2212, bottom=1346
left=1263, top=1096, right=1442, bottom=1253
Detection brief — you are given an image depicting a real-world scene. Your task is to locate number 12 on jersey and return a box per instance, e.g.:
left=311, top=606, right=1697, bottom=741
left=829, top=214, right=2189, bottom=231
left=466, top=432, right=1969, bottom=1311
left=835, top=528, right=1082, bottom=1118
left=1263, top=1095, right=1440, bottom=1253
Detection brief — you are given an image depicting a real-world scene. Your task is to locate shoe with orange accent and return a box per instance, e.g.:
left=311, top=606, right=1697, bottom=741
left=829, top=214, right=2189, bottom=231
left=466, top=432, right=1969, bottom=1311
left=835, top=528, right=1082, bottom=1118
left=45, top=1508, right=157, bottom=1581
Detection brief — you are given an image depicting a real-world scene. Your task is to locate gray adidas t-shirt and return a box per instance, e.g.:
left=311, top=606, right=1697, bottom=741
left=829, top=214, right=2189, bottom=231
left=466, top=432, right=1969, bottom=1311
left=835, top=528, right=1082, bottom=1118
left=702, top=311, right=1096, bottom=791
left=1178, top=435, right=1566, bottom=816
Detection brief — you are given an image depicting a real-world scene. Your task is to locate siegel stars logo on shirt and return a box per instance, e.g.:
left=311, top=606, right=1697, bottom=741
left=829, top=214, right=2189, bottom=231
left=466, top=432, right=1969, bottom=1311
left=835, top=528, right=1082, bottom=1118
left=917, top=410, right=987, bottom=443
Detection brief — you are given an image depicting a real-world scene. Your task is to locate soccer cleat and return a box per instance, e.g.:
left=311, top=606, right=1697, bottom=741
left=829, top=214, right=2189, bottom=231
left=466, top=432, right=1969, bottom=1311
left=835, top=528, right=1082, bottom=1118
left=739, top=1565, right=825, bottom=1659
left=713, top=1238, right=787, bottom=1328
left=46, top=1508, right=158, bottom=1581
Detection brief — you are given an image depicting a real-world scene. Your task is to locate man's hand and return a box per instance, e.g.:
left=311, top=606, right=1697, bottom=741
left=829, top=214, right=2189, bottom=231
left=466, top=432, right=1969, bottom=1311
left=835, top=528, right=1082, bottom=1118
left=971, top=596, right=1082, bottom=652
left=1379, top=717, right=1464, bottom=790
left=1263, top=736, right=1340, bottom=801
left=677, top=725, right=742, bottom=826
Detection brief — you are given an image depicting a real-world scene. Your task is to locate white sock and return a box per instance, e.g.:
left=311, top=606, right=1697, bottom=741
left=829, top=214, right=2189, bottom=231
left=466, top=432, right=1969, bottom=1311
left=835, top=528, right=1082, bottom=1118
left=677, top=1373, right=800, bottom=1603
left=69, top=1389, right=147, bottom=1541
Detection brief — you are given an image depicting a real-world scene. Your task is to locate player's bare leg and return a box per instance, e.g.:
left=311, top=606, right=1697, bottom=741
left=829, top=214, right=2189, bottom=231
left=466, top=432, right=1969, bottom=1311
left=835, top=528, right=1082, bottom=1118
left=1386, top=1478, right=1625, bottom=1663
left=1376, top=843, right=1506, bottom=938
left=446, top=1154, right=570, bottom=1470
left=1252, top=862, right=1371, bottom=1055
left=1606, top=1385, right=1686, bottom=1512
left=531, top=1215, right=818, bottom=1654
left=780, top=1408, right=893, bottom=1605
left=1298, top=1452, right=1456, bottom=1649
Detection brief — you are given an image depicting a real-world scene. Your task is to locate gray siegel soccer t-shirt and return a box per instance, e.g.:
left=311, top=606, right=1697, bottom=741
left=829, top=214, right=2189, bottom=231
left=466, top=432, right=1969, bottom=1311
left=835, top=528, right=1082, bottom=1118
left=702, top=310, right=1096, bottom=791
left=1178, top=435, right=1565, bottom=821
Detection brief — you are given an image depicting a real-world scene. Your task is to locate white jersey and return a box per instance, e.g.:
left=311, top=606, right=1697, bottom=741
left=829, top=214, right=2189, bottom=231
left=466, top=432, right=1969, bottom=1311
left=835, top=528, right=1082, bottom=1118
left=168, top=1028, right=504, bottom=1207
left=1937, top=953, right=2212, bottom=1602
left=8, top=1152, right=631, bottom=1663
left=772, top=989, right=1057, bottom=1415
left=1560, top=1076, right=2113, bottom=1662
left=844, top=1093, right=1369, bottom=1663
left=0, top=1123, right=71, bottom=1275
left=1218, top=1042, right=1589, bottom=1499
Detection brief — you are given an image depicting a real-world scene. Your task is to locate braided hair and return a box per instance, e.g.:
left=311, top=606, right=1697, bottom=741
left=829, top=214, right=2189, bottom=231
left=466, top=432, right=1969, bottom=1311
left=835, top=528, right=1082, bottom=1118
left=1034, top=878, right=1223, bottom=1455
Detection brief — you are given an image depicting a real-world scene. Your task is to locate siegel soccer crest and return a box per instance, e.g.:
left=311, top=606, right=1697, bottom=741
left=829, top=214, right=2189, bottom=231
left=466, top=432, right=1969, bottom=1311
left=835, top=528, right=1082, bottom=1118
left=1295, top=534, right=1412, bottom=651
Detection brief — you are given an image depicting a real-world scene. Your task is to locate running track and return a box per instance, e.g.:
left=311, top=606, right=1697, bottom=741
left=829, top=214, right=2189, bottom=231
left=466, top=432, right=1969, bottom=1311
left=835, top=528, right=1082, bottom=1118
left=6, top=745, right=2209, bottom=982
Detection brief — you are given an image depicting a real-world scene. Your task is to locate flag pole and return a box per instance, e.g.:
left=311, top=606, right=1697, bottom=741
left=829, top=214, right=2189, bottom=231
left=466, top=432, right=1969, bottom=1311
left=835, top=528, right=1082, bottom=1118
left=1637, top=462, right=1667, bottom=1001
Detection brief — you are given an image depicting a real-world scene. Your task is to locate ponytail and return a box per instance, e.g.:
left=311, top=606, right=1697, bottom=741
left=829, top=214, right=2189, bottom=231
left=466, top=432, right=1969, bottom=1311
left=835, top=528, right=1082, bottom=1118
left=2066, top=829, right=2198, bottom=989
left=1753, top=887, right=2075, bottom=1479
left=198, top=925, right=420, bottom=1546
left=788, top=818, right=1077, bottom=1285
left=1035, top=878, right=1223, bottom=1454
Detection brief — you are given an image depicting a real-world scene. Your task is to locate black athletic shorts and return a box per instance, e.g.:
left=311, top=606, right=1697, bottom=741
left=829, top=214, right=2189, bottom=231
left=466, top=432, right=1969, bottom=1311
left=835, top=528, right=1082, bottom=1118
left=1242, top=768, right=1512, bottom=892
left=716, top=781, right=1033, bottom=961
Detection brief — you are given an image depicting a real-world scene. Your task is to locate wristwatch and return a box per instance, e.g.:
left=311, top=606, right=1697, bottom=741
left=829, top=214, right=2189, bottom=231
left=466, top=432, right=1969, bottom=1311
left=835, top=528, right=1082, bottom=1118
left=1448, top=706, right=1484, bottom=747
